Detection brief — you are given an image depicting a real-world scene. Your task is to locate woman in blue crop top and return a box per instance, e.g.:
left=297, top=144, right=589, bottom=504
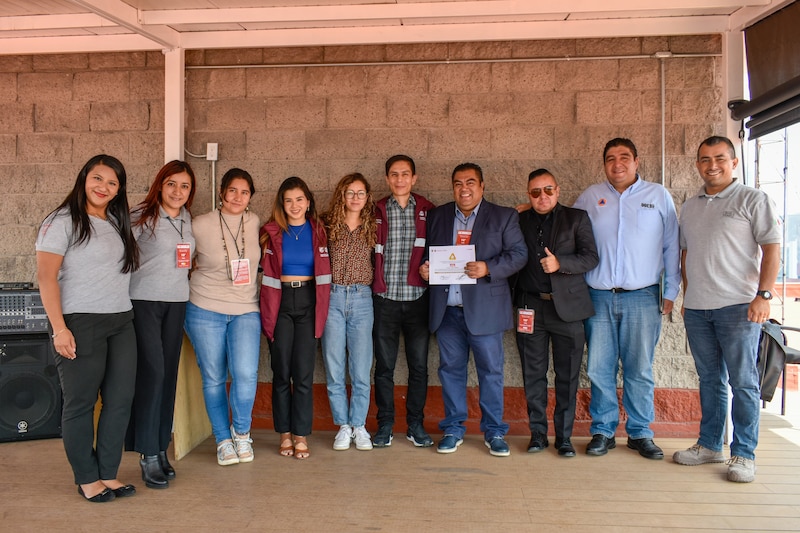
left=259, top=177, right=331, bottom=460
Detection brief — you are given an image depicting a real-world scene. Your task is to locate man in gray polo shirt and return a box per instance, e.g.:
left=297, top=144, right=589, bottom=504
left=674, top=135, right=781, bottom=483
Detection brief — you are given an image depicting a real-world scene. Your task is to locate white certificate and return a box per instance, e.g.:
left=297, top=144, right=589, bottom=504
left=429, top=245, right=476, bottom=285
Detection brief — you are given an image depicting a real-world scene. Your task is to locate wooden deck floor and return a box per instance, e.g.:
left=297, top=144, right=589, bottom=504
left=1, top=401, right=799, bottom=533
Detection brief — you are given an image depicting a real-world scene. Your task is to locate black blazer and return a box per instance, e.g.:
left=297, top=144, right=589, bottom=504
left=515, top=203, right=599, bottom=323
left=426, top=200, right=528, bottom=335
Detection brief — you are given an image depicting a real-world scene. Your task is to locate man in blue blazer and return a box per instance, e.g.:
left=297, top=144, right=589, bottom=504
left=420, top=163, right=527, bottom=456
left=512, top=169, right=598, bottom=457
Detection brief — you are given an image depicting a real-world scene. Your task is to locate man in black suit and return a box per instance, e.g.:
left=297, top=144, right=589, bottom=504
left=420, top=163, right=527, bottom=456
left=513, top=169, right=598, bottom=457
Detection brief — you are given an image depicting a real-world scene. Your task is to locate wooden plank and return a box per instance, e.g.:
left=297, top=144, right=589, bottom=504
left=172, top=334, right=211, bottom=460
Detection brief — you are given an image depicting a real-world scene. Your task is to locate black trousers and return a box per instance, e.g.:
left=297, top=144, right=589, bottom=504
left=54, top=311, right=137, bottom=485
left=372, top=292, right=430, bottom=427
left=126, top=300, right=186, bottom=456
left=515, top=298, right=585, bottom=441
left=268, top=284, right=316, bottom=436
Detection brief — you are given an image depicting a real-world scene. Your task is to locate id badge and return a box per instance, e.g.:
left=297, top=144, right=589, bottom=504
left=231, top=258, right=251, bottom=286
left=176, top=243, right=191, bottom=269
left=456, top=230, right=472, bottom=245
left=517, top=308, right=534, bottom=334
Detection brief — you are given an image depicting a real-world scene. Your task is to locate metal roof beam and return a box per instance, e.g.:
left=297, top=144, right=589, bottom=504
left=66, top=0, right=179, bottom=49
left=143, top=0, right=770, bottom=25
left=180, top=15, right=731, bottom=50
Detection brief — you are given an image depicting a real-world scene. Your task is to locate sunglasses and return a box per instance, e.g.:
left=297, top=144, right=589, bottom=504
left=529, top=186, right=555, bottom=198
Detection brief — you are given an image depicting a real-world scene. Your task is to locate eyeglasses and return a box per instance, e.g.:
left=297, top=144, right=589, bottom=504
left=345, top=190, right=367, bottom=199
left=529, top=186, right=555, bottom=199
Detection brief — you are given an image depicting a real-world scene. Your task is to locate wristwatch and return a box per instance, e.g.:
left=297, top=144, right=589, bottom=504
left=756, top=290, right=773, bottom=300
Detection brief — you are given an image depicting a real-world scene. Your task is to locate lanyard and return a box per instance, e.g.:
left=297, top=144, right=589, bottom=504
left=166, top=216, right=184, bottom=240
left=219, top=211, right=245, bottom=268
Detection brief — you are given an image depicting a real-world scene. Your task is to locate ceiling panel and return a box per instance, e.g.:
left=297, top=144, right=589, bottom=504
left=0, top=0, right=793, bottom=55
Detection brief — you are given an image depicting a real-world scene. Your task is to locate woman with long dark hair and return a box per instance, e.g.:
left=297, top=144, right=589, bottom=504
left=321, top=173, right=377, bottom=451
left=183, top=168, right=261, bottom=466
left=125, top=160, right=196, bottom=488
left=260, top=177, right=331, bottom=460
left=36, top=154, right=139, bottom=503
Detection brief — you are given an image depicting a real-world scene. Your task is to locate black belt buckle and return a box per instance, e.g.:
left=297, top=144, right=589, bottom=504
left=610, top=287, right=629, bottom=293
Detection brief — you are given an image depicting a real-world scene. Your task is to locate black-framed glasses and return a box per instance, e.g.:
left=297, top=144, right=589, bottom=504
left=345, top=190, right=368, bottom=199
left=529, top=186, right=555, bottom=199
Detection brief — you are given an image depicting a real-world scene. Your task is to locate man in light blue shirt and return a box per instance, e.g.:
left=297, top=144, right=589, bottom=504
left=573, top=138, right=680, bottom=460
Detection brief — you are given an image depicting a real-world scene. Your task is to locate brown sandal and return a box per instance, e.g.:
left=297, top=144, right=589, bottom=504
left=279, top=433, right=294, bottom=457
left=294, top=436, right=310, bottom=460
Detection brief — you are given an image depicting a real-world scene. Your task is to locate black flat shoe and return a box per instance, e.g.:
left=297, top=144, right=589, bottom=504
left=140, top=455, right=169, bottom=489
left=78, top=486, right=115, bottom=503
left=111, top=484, right=137, bottom=497
left=158, top=451, right=176, bottom=480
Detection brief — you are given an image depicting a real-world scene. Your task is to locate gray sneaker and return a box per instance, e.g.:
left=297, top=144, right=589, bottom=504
left=216, top=439, right=239, bottom=466
left=672, top=443, right=725, bottom=466
left=727, top=456, right=756, bottom=483
left=230, top=426, right=254, bottom=463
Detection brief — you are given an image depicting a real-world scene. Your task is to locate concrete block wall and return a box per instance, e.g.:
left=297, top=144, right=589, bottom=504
left=1, top=36, right=725, bottom=432
left=182, top=36, right=722, bottom=394
left=0, top=51, right=165, bottom=286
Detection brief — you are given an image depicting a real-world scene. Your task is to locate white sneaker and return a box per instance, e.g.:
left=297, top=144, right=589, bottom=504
left=333, top=425, right=353, bottom=451
left=217, top=439, right=239, bottom=466
left=727, top=456, right=756, bottom=483
left=672, top=443, right=725, bottom=466
left=231, top=425, right=254, bottom=463
left=353, top=426, right=373, bottom=451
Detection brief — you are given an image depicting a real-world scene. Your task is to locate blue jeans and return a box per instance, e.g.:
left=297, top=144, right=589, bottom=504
left=684, top=304, right=761, bottom=459
left=436, top=306, right=508, bottom=440
left=321, top=284, right=374, bottom=427
left=585, top=286, right=662, bottom=439
left=184, top=302, right=261, bottom=443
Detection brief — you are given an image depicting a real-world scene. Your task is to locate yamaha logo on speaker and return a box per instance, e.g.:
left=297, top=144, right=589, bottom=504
left=17, top=420, right=29, bottom=433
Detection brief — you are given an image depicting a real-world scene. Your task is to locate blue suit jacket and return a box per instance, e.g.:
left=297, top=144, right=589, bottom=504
left=426, top=200, right=528, bottom=335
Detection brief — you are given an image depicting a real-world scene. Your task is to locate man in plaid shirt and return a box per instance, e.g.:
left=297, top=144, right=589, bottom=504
left=372, top=155, right=436, bottom=448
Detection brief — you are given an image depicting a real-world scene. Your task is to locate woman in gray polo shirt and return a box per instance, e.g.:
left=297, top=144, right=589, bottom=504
left=36, top=154, right=140, bottom=503
left=125, top=160, right=196, bottom=489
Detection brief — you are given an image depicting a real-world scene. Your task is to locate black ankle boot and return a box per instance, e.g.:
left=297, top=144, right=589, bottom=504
left=140, top=455, right=169, bottom=489
left=158, top=451, right=176, bottom=480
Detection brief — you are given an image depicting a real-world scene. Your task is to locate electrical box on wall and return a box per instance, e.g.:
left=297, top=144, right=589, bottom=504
left=206, top=143, right=218, bottom=161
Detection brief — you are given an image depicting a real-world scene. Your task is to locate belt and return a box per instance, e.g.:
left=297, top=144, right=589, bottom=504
left=607, top=284, right=658, bottom=293
left=281, top=280, right=311, bottom=288
left=533, top=292, right=553, bottom=301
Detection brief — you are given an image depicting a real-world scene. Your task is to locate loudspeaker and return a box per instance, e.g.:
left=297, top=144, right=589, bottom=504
left=0, top=334, right=62, bottom=441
